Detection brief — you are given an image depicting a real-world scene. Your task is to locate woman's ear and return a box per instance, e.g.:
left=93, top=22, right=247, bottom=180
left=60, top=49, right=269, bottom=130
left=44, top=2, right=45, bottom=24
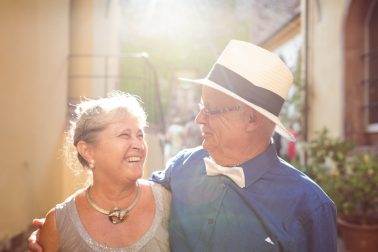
left=76, top=140, right=93, bottom=162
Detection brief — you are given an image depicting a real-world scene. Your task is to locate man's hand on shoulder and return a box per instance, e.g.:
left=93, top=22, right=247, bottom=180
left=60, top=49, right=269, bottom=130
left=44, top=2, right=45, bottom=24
left=27, top=218, right=45, bottom=252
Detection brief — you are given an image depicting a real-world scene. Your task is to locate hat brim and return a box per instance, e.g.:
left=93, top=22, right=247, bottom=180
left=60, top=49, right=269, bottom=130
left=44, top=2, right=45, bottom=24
left=179, top=77, right=296, bottom=142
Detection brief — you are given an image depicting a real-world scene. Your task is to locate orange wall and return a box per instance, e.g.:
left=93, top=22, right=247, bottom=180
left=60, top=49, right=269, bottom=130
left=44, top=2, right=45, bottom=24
left=0, top=0, right=69, bottom=239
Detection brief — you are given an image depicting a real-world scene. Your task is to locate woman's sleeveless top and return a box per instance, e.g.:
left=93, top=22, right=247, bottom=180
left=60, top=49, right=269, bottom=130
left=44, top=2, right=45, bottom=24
left=55, top=183, right=171, bottom=252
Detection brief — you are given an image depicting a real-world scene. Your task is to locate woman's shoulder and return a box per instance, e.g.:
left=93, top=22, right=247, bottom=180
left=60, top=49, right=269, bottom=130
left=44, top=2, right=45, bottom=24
left=43, top=207, right=57, bottom=225
left=144, top=180, right=170, bottom=192
left=39, top=207, right=59, bottom=250
left=124, top=180, right=171, bottom=213
left=137, top=178, right=153, bottom=187
left=56, top=188, right=85, bottom=210
left=148, top=181, right=171, bottom=210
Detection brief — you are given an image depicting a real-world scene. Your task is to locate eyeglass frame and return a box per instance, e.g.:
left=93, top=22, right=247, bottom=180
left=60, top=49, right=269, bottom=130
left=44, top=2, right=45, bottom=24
left=198, top=101, right=244, bottom=116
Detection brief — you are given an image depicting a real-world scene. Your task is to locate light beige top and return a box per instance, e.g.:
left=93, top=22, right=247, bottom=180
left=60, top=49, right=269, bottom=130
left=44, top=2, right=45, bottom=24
left=55, top=182, right=171, bottom=252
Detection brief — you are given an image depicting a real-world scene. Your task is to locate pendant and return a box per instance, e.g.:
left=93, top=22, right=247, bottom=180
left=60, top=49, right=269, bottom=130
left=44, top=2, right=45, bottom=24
left=108, top=208, right=128, bottom=224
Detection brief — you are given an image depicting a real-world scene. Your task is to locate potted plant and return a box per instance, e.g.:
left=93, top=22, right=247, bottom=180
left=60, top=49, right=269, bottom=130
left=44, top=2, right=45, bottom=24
left=303, top=129, right=378, bottom=252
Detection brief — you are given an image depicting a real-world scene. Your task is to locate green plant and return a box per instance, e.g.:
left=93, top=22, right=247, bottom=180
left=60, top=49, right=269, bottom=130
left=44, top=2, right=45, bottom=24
left=305, top=128, right=378, bottom=225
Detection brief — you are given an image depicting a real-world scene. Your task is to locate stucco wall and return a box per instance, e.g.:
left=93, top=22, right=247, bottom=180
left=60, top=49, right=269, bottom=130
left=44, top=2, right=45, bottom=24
left=307, top=0, right=348, bottom=138
left=0, top=0, right=69, bottom=239
left=69, top=0, right=121, bottom=102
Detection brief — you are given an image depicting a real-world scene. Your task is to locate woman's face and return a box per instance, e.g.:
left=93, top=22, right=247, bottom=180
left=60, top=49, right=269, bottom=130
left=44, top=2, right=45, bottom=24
left=89, top=115, right=147, bottom=184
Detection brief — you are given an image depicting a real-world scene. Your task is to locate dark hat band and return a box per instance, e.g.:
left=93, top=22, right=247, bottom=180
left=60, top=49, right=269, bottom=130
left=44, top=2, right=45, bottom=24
left=208, top=64, right=284, bottom=116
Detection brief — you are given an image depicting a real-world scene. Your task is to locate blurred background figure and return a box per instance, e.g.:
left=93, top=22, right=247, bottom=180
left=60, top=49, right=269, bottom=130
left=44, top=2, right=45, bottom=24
left=163, top=117, right=185, bottom=163
left=272, top=132, right=282, bottom=157
left=280, top=123, right=299, bottom=162
left=183, top=116, right=203, bottom=149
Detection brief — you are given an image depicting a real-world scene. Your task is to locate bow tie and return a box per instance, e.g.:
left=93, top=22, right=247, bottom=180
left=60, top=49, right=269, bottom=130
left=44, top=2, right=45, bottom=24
left=204, top=157, right=245, bottom=188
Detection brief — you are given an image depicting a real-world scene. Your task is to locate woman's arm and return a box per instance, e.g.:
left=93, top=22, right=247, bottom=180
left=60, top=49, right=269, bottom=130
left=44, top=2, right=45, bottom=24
left=39, top=208, right=59, bottom=252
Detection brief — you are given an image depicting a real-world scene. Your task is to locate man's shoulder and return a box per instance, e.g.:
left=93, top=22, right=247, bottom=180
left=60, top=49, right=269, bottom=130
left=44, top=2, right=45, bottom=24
left=170, top=146, right=208, bottom=165
left=151, top=146, right=207, bottom=184
left=271, top=159, right=334, bottom=205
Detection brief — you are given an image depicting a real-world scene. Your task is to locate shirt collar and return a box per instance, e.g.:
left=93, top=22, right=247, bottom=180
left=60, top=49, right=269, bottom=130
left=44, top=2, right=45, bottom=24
left=239, top=143, right=280, bottom=188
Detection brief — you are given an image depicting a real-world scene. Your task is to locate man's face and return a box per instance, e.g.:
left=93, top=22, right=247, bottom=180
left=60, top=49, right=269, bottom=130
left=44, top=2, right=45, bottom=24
left=195, top=86, right=247, bottom=160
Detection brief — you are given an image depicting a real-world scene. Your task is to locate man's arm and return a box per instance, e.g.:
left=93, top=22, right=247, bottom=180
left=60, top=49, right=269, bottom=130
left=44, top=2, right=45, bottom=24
left=150, top=152, right=178, bottom=190
left=301, top=202, right=338, bottom=252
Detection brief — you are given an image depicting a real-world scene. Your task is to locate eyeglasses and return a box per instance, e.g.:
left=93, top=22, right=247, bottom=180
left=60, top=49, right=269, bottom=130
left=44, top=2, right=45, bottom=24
left=198, top=101, right=244, bottom=116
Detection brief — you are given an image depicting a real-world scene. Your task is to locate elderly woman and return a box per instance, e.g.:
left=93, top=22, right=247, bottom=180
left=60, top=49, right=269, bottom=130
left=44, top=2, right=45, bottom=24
left=38, top=91, right=170, bottom=251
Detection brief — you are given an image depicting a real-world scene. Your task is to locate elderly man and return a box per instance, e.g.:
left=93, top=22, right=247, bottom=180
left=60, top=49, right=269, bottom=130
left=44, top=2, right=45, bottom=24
left=151, top=40, right=337, bottom=251
left=28, top=40, right=337, bottom=252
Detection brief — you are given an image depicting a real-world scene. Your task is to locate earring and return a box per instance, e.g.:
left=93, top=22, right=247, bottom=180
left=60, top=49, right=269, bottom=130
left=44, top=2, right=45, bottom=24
left=89, top=160, right=95, bottom=169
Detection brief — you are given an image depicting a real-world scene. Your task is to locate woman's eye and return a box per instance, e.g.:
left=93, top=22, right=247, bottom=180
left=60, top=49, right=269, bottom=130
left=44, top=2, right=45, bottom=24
left=137, top=134, right=144, bottom=140
left=120, top=133, right=130, bottom=138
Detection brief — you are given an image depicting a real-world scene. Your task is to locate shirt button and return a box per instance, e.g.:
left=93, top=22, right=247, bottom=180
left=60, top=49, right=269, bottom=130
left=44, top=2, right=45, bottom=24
left=208, top=218, right=215, bottom=224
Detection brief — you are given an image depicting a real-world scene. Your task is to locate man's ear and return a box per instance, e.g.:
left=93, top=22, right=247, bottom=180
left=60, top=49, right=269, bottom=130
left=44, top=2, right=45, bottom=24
left=76, top=140, right=93, bottom=162
left=249, top=114, right=256, bottom=123
left=245, top=108, right=260, bottom=132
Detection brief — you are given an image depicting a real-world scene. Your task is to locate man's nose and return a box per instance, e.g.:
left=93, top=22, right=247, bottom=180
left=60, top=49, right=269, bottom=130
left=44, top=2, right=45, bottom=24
left=195, top=109, right=207, bottom=125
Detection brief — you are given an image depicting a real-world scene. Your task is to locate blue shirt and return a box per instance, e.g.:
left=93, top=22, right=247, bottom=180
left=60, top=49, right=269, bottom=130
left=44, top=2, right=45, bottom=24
left=151, top=144, right=337, bottom=252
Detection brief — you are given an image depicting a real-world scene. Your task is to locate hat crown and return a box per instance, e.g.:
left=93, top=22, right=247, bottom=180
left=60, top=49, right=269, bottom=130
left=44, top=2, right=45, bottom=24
left=179, top=40, right=296, bottom=142
left=214, top=40, right=293, bottom=99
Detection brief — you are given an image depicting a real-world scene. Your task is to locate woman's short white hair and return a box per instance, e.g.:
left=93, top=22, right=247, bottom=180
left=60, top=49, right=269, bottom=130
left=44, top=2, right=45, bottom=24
left=65, top=90, right=147, bottom=174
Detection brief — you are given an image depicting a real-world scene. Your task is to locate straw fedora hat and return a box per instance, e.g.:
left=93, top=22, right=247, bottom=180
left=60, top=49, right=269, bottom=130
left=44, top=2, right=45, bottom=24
left=179, top=40, right=295, bottom=141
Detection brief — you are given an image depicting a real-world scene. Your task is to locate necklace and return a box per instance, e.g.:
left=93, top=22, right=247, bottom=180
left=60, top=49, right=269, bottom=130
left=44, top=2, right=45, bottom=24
left=85, top=181, right=141, bottom=224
